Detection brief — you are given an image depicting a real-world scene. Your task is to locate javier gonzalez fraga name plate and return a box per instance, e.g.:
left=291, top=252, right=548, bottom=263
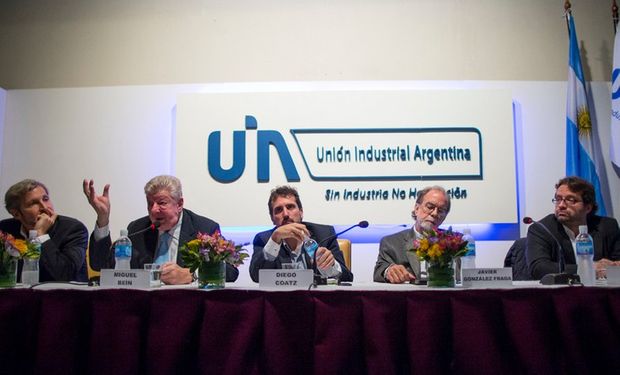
left=461, top=268, right=513, bottom=288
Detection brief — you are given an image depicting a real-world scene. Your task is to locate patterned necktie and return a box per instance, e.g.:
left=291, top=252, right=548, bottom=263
left=154, top=232, right=171, bottom=265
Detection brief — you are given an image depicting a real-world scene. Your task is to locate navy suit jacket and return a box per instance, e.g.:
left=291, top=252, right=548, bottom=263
left=250, top=221, right=353, bottom=283
left=0, top=215, right=88, bottom=282
left=526, top=214, right=620, bottom=279
left=89, top=208, right=239, bottom=282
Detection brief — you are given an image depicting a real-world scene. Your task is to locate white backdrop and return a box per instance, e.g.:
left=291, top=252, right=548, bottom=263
left=176, top=89, right=516, bottom=227
left=0, top=81, right=618, bottom=284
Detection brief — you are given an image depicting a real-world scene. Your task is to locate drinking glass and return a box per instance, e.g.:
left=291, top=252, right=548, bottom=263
left=144, top=263, right=162, bottom=287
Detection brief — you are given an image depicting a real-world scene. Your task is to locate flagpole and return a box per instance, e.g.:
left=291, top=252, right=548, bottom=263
left=564, top=0, right=572, bottom=35
left=613, top=0, right=619, bottom=34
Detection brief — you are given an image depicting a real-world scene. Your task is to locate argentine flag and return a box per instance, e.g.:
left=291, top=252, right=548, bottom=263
left=611, top=23, right=620, bottom=168
left=565, top=14, right=607, bottom=215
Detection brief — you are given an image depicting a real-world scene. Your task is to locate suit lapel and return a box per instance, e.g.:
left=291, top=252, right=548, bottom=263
left=177, top=210, right=197, bottom=264
left=552, top=219, right=576, bottom=263
left=403, top=230, right=422, bottom=276
left=143, top=229, right=158, bottom=262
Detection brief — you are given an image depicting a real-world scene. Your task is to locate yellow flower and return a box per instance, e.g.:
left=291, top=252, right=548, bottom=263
left=12, top=239, right=28, bottom=255
left=418, top=238, right=429, bottom=250
left=428, top=243, right=443, bottom=259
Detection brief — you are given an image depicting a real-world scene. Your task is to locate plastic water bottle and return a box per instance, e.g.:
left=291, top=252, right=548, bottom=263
left=22, top=230, right=41, bottom=286
left=303, top=236, right=319, bottom=263
left=575, top=225, right=595, bottom=286
left=28, top=230, right=42, bottom=253
left=115, top=229, right=132, bottom=270
left=461, top=228, right=476, bottom=270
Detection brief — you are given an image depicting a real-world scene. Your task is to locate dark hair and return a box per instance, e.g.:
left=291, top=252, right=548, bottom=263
left=268, top=185, right=303, bottom=216
left=555, top=176, right=598, bottom=214
left=5, top=179, right=49, bottom=213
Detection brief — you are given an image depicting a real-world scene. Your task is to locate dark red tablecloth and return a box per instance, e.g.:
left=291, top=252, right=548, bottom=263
left=0, top=287, right=618, bottom=374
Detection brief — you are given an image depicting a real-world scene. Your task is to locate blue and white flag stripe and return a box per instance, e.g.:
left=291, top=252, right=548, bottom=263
left=611, top=23, right=620, bottom=168
left=565, top=14, right=607, bottom=215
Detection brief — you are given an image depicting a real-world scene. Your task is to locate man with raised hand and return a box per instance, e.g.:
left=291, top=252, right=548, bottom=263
left=83, top=175, right=238, bottom=284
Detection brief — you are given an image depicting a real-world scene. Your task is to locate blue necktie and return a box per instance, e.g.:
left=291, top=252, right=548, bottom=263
left=154, top=232, right=171, bottom=265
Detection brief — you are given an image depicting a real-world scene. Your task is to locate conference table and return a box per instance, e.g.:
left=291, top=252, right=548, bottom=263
left=1, top=281, right=619, bottom=375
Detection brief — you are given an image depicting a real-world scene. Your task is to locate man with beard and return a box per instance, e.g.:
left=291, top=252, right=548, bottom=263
left=83, top=175, right=238, bottom=284
left=249, top=185, right=353, bottom=283
left=374, top=186, right=451, bottom=283
left=526, top=176, right=620, bottom=280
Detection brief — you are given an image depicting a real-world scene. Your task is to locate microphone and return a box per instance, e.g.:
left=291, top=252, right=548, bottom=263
left=318, top=220, right=369, bottom=247
left=307, top=220, right=369, bottom=288
left=109, top=221, right=161, bottom=256
left=523, top=216, right=580, bottom=285
left=128, top=221, right=161, bottom=237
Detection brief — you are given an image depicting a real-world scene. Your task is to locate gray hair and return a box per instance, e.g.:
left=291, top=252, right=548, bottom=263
left=144, top=175, right=183, bottom=201
left=412, top=185, right=451, bottom=219
left=5, top=179, right=49, bottom=213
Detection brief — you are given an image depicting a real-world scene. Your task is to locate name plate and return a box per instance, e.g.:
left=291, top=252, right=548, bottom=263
left=259, top=269, right=314, bottom=289
left=462, top=268, right=513, bottom=288
left=100, top=269, right=151, bottom=289
left=606, top=266, right=620, bottom=285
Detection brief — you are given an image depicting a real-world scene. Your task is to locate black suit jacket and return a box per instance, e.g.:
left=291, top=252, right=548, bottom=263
left=250, top=221, right=353, bottom=283
left=526, top=214, right=620, bottom=279
left=89, top=208, right=239, bottom=282
left=0, top=215, right=88, bottom=282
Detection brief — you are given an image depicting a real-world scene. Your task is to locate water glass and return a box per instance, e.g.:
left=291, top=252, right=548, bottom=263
left=144, top=263, right=162, bottom=287
left=22, top=258, right=39, bottom=286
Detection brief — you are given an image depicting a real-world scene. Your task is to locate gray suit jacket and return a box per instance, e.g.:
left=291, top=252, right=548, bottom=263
left=374, top=228, right=420, bottom=282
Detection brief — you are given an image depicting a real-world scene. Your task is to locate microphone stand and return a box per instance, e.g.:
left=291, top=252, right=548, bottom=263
left=526, top=218, right=580, bottom=285
left=308, top=221, right=369, bottom=289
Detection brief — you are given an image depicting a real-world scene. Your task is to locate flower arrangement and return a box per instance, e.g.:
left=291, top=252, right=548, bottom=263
left=1, top=231, right=40, bottom=260
left=1, top=230, right=41, bottom=287
left=180, top=230, right=249, bottom=272
left=411, top=227, right=468, bottom=267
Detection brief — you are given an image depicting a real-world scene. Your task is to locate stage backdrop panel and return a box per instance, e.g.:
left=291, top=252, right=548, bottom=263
left=176, top=89, right=516, bottom=227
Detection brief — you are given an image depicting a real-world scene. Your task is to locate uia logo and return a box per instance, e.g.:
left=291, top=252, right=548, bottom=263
left=613, top=68, right=620, bottom=100
left=207, top=115, right=300, bottom=183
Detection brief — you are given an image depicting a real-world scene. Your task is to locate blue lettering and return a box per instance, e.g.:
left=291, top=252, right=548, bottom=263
left=207, top=131, right=246, bottom=183
left=257, top=130, right=300, bottom=182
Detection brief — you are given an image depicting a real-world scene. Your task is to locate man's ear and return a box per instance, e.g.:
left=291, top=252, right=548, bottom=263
left=177, top=197, right=184, bottom=211
left=9, top=208, right=20, bottom=220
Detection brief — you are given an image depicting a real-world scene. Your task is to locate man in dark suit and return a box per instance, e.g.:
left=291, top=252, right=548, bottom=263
left=83, top=175, right=238, bottom=284
left=526, top=176, right=620, bottom=280
left=0, top=179, right=88, bottom=282
left=250, top=185, right=353, bottom=283
left=374, top=186, right=451, bottom=283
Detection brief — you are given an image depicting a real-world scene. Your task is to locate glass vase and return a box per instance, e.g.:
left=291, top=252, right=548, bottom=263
left=0, top=257, right=18, bottom=288
left=427, top=261, right=455, bottom=287
left=198, top=261, right=225, bottom=289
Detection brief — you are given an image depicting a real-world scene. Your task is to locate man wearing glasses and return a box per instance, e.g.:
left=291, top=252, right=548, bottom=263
left=526, top=176, right=620, bottom=280
left=373, top=185, right=450, bottom=283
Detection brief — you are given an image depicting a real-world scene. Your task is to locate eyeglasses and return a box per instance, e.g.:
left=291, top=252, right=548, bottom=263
left=552, top=196, right=581, bottom=205
left=420, top=202, right=449, bottom=216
